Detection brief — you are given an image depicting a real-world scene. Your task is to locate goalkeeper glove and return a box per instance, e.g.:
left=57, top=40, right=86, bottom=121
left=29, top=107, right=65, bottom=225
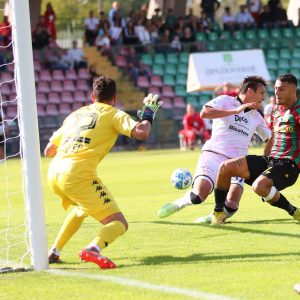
left=137, top=94, right=163, bottom=125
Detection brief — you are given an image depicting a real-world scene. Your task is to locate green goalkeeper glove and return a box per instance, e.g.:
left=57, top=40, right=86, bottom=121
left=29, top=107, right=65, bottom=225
left=137, top=94, right=163, bottom=125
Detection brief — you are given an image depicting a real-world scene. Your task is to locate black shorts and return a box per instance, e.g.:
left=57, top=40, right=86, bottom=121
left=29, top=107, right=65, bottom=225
left=245, top=155, right=299, bottom=191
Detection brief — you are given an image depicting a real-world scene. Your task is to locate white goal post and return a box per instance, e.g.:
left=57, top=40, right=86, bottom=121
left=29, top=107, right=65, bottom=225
left=10, top=0, right=48, bottom=271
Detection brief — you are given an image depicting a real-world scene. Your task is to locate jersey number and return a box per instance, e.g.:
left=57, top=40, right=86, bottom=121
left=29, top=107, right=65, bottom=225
left=74, top=113, right=98, bottom=144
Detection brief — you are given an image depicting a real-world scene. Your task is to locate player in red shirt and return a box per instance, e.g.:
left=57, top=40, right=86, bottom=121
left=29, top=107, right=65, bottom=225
left=211, top=73, right=300, bottom=224
left=179, top=104, right=210, bottom=150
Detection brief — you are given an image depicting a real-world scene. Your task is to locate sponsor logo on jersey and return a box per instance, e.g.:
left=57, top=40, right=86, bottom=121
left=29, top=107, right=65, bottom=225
left=234, top=115, right=248, bottom=123
left=273, top=124, right=294, bottom=133
left=228, top=125, right=249, bottom=136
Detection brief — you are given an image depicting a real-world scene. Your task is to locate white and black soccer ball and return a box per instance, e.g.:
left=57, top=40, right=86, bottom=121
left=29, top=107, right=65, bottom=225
left=171, top=168, right=193, bottom=190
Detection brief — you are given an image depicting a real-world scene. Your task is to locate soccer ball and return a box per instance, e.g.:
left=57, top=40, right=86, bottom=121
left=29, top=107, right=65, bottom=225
left=171, top=168, right=193, bottom=190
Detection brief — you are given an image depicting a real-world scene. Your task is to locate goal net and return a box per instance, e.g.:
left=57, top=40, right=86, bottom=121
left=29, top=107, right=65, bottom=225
left=0, top=0, right=48, bottom=273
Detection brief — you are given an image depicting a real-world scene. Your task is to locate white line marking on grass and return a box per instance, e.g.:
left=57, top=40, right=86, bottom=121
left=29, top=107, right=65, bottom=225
left=48, top=269, right=239, bottom=300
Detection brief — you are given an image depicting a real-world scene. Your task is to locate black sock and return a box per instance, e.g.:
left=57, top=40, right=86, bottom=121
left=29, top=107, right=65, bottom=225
left=224, top=205, right=238, bottom=214
left=270, top=193, right=297, bottom=215
left=214, top=188, right=229, bottom=212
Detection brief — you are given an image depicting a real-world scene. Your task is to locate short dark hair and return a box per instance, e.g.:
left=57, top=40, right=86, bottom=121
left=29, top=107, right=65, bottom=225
left=277, top=73, right=298, bottom=86
left=93, top=76, right=116, bottom=102
left=239, top=75, right=267, bottom=94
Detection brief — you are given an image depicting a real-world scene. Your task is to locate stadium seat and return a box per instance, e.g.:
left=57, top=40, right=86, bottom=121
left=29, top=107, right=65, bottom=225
left=161, top=97, right=173, bottom=109
left=115, top=55, right=127, bottom=68
left=257, top=40, right=268, bottom=50
left=36, top=93, right=47, bottom=105
left=154, top=53, right=166, bottom=65
left=37, top=104, right=46, bottom=117
left=78, top=68, right=89, bottom=80
left=61, top=91, right=74, bottom=103
left=245, top=30, right=257, bottom=40
left=65, top=69, right=78, bottom=80
left=45, top=104, right=58, bottom=116
left=58, top=103, right=72, bottom=115
left=163, top=75, right=175, bottom=86
left=33, top=60, right=42, bottom=72
left=282, top=28, right=294, bottom=39
left=266, top=49, right=279, bottom=60
left=150, top=75, right=163, bottom=87
left=137, top=76, right=150, bottom=88
left=186, top=96, right=199, bottom=109
left=152, top=65, right=164, bottom=76
left=207, top=31, right=219, bottom=42
left=243, top=40, right=256, bottom=49
left=221, top=42, right=231, bottom=51
left=118, top=47, right=129, bottom=56
left=268, top=70, right=276, bottom=81
left=292, top=48, right=300, bottom=59
left=40, top=70, right=52, bottom=81
left=179, top=52, right=189, bottom=64
left=268, top=40, right=279, bottom=49
left=161, top=86, right=175, bottom=97
left=177, top=63, right=188, bottom=75
left=270, top=28, right=282, bottom=39
left=232, top=43, right=243, bottom=50
left=166, top=53, right=178, bottom=64
left=73, top=91, right=85, bottom=103
left=5, top=105, right=17, bottom=119
left=266, top=59, right=277, bottom=71
left=233, top=30, right=245, bottom=40
left=195, top=32, right=206, bottom=42
left=291, top=60, right=300, bottom=68
left=220, top=31, right=232, bottom=41
left=206, top=42, right=218, bottom=52
left=173, top=96, right=186, bottom=108
left=52, top=70, right=65, bottom=81
left=279, top=49, right=291, bottom=60
left=176, top=74, right=187, bottom=85
left=148, top=86, right=161, bottom=95
left=50, top=81, right=63, bottom=93
left=37, top=81, right=50, bottom=93
left=290, top=68, right=300, bottom=79
left=63, top=80, right=76, bottom=92
left=72, top=102, right=84, bottom=110
left=165, top=64, right=177, bottom=75
left=141, top=54, right=152, bottom=65
left=77, top=79, right=89, bottom=91
left=257, top=29, right=269, bottom=39
left=175, top=85, right=187, bottom=98
left=0, top=82, right=11, bottom=95
left=48, top=92, right=61, bottom=104
left=1, top=72, right=13, bottom=82
left=278, top=59, right=290, bottom=69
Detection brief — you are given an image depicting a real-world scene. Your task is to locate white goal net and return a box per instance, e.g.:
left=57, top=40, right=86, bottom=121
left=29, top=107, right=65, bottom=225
left=0, top=0, right=48, bottom=273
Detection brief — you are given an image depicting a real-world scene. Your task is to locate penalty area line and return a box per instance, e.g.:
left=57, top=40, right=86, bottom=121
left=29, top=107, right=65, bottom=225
left=47, top=269, right=239, bottom=300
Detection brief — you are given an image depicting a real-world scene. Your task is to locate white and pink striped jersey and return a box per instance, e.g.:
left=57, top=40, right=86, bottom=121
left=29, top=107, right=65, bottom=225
left=202, top=95, right=271, bottom=158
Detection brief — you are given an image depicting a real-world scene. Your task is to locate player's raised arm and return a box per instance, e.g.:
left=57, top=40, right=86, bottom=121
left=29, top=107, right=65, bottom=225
left=200, top=102, right=256, bottom=119
left=131, top=93, right=163, bottom=140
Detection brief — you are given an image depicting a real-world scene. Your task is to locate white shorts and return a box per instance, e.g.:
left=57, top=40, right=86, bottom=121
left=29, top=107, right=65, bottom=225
left=193, top=151, right=244, bottom=193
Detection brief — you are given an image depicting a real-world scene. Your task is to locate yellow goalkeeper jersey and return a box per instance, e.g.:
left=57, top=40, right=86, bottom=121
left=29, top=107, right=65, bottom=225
left=49, top=102, right=138, bottom=178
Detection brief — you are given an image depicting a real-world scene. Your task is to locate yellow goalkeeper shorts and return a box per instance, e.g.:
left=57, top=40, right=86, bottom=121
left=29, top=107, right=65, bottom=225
left=47, top=171, right=121, bottom=221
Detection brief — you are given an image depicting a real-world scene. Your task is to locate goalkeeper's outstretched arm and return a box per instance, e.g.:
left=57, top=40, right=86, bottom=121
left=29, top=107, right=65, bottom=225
left=131, top=120, right=152, bottom=140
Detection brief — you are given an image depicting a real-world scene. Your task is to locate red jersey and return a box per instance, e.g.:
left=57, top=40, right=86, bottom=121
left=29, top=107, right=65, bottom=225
left=270, top=99, right=300, bottom=169
left=183, top=113, right=205, bottom=131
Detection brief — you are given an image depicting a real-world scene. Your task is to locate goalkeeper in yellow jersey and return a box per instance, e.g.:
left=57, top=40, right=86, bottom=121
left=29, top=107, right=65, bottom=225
left=44, top=76, right=162, bottom=269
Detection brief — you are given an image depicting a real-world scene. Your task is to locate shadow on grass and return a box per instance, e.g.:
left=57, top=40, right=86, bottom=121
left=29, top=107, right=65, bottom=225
left=144, top=220, right=300, bottom=239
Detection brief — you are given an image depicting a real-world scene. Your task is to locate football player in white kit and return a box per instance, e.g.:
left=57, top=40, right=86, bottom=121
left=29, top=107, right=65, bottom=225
left=158, top=76, right=272, bottom=223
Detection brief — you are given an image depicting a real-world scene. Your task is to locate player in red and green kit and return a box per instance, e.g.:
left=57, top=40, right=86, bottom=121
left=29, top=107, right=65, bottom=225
left=211, top=73, right=300, bottom=224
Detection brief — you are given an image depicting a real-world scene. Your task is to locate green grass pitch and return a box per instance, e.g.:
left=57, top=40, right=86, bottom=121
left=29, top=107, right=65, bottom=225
left=1, top=148, right=300, bottom=300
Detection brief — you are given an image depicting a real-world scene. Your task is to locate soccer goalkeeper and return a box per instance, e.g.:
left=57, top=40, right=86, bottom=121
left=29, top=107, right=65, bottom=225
left=44, top=76, right=162, bottom=269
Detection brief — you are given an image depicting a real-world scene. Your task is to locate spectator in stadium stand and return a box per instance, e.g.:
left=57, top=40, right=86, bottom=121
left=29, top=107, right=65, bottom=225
left=272, top=2, right=293, bottom=28
left=214, top=83, right=239, bottom=97
left=109, top=16, right=123, bottom=46
left=200, top=0, right=221, bottom=22
left=95, top=31, right=111, bottom=55
left=134, top=19, right=151, bottom=45
left=108, top=1, right=120, bottom=26
left=178, top=104, right=210, bottom=151
left=44, top=2, right=57, bottom=41
left=170, top=34, right=182, bottom=52
left=235, top=5, right=256, bottom=29
left=0, top=16, right=11, bottom=46
left=263, top=96, right=276, bottom=129
left=98, top=11, right=110, bottom=30
left=123, top=20, right=139, bottom=45
left=246, top=0, right=262, bottom=24
left=259, top=4, right=273, bottom=28
left=151, top=7, right=162, bottom=25
left=32, top=21, right=50, bottom=50
left=84, top=10, right=99, bottom=47
left=221, top=6, right=236, bottom=32
left=129, top=61, right=151, bottom=85
left=164, top=8, right=178, bottom=30
left=50, top=48, right=71, bottom=71
left=67, top=40, right=87, bottom=71
left=198, top=10, right=212, bottom=33
left=180, top=27, right=195, bottom=44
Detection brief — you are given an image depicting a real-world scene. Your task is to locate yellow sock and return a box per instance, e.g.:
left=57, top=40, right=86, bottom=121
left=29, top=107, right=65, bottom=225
left=52, top=208, right=86, bottom=251
left=91, top=221, right=127, bottom=250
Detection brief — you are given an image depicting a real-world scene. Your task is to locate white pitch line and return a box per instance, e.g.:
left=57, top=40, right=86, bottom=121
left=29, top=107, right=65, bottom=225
left=47, top=269, right=239, bottom=300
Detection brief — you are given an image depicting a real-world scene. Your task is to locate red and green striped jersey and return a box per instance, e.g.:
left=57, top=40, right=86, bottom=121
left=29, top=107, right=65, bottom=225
left=270, top=100, right=300, bottom=169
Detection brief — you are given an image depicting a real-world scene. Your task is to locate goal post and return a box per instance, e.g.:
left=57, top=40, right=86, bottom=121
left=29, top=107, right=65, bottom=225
left=10, top=0, right=48, bottom=271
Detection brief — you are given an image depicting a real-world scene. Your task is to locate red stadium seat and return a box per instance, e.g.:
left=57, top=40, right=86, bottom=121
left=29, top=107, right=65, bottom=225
left=137, top=76, right=150, bottom=88
left=161, top=86, right=175, bottom=98
left=37, top=81, right=50, bottom=93
left=45, top=103, right=58, bottom=116
left=65, top=69, right=78, bottom=80
left=59, top=103, right=72, bottom=115
left=1, top=72, right=14, bottom=82
left=161, top=97, right=173, bottom=109
left=48, top=92, right=61, bottom=104
left=33, top=60, right=42, bottom=72
left=115, top=55, right=127, bottom=68
left=37, top=104, right=46, bottom=116
left=36, top=93, right=47, bottom=105
left=61, top=91, right=73, bottom=103
left=0, top=82, right=11, bottom=95
left=63, top=80, right=75, bottom=92
left=173, top=96, right=186, bottom=108
left=52, top=70, right=65, bottom=81
left=40, top=70, right=52, bottom=81
left=72, top=102, right=84, bottom=110
left=148, top=86, right=160, bottom=95
left=76, top=79, right=89, bottom=91
left=74, top=91, right=86, bottom=103
left=50, top=81, right=63, bottom=93
left=150, top=75, right=163, bottom=87
left=78, top=68, right=89, bottom=80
